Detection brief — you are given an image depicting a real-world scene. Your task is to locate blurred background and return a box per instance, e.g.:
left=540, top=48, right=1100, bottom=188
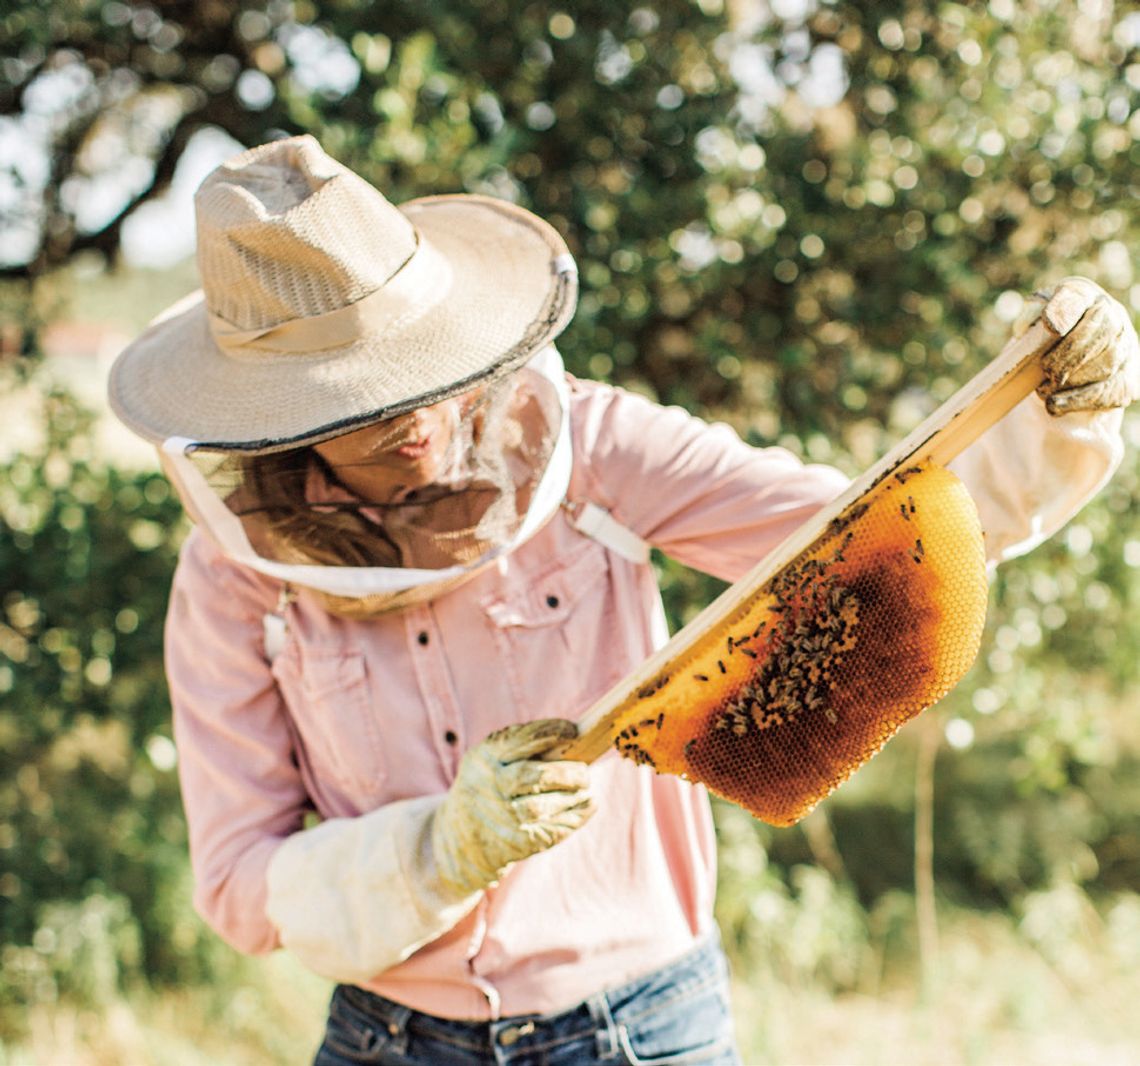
left=1, top=1, right=1139, bottom=1062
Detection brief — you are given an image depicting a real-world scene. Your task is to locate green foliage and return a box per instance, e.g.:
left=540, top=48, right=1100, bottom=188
left=0, top=378, right=205, bottom=1021
left=716, top=800, right=873, bottom=992
left=2, top=0, right=1139, bottom=1054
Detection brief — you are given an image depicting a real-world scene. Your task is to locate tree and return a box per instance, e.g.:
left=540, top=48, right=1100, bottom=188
left=2, top=0, right=1138, bottom=1033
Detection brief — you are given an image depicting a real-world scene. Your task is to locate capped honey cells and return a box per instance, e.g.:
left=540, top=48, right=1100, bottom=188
left=602, top=462, right=989, bottom=826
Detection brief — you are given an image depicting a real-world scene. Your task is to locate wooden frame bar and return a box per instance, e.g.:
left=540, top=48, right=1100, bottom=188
left=554, top=313, right=1072, bottom=763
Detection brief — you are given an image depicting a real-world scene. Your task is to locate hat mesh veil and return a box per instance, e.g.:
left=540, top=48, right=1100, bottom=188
left=178, top=362, right=564, bottom=614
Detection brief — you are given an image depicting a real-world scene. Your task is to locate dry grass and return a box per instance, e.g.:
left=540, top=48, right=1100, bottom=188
left=5, top=907, right=1139, bottom=1066
left=3, top=954, right=330, bottom=1066
left=732, top=906, right=1140, bottom=1066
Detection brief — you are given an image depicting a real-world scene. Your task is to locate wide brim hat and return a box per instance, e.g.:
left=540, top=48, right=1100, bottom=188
left=108, top=135, right=578, bottom=452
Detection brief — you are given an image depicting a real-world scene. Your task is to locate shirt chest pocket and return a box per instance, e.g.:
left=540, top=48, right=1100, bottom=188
left=482, top=542, right=623, bottom=720
left=274, top=647, right=388, bottom=803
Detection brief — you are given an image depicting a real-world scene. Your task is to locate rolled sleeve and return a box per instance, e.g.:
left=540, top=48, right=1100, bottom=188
left=165, top=529, right=310, bottom=954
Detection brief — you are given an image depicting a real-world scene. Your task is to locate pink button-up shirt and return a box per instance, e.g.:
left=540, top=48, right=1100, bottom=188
left=165, top=377, right=850, bottom=1019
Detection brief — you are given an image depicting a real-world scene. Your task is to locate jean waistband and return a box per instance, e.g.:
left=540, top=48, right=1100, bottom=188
left=335, top=933, right=725, bottom=1054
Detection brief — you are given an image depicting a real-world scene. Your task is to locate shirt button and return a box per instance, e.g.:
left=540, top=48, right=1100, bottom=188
left=417, top=631, right=429, bottom=645
left=444, top=730, right=458, bottom=745
left=545, top=595, right=559, bottom=608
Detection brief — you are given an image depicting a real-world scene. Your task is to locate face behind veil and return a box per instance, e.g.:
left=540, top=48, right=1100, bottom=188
left=160, top=348, right=572, bottom=614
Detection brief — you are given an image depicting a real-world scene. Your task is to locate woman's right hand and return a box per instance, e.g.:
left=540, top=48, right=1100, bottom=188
left=430, top=719, right=595, bottom=897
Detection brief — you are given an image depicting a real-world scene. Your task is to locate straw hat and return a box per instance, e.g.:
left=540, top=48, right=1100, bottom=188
left=108, top=135, right=578, bottom=451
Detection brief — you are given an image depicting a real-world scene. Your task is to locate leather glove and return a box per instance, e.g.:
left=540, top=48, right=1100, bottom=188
left=431, top=718, right=595, bottom=896
left=1014, top=276, right=1140, bottom=415
left=265, top=717, right=594, bottom=983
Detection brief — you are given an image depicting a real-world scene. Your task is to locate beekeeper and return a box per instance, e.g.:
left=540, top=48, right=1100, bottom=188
left=107, top=136, right=1138, bottom=1065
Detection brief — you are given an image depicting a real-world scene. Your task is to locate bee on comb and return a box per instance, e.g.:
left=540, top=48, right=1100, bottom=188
left=554, top=463, right=987, bottom=825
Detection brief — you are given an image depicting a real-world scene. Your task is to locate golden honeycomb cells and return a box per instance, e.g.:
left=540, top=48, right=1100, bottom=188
left=606, top=463, right=988, bottom=825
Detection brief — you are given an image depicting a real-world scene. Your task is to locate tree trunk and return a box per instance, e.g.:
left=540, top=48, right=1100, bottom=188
left=915, top=713, right=941, bottom=999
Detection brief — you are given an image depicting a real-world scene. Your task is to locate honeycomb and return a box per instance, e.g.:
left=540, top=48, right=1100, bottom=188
left=604, top=462, right=988, bottom=825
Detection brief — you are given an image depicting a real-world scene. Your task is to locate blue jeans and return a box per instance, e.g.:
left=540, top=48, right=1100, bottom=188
left=313, top=936, right=741, bottom=1065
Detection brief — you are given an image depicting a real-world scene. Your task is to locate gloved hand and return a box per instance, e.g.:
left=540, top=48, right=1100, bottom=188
left=265, top=717, right=594, bottom=983
left=1014, top=276, right=1140, bottom=415
left=431, top=718, right=595, bottom=896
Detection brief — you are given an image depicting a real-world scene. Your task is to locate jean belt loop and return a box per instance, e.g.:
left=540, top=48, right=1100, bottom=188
left=383, top=1001, right=414, bottom=1054
left=586, top=990, right=621, bottom=1060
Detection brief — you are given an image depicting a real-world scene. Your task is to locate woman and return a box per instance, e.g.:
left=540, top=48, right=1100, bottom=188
left=108, top=136, right=1137, bottom=1064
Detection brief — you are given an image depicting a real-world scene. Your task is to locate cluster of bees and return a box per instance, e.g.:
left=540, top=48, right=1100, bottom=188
left=609, top=462, right=948, bottom=817
left=707, top=535, right=862, bottom=743
left=612, top=712, right=666, bottom=768
left=610, top=504, right=875, bottom=773
left=601, top=459, right=990, bottom=828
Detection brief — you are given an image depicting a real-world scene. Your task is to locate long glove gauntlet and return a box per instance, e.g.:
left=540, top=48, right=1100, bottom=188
left=264, top=719, right=594, bottom=983
left=950, top=277, right=1133, bottom=563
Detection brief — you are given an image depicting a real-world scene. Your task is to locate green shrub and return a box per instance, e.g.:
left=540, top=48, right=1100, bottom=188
left=0, top=378, right=202, bottom=1027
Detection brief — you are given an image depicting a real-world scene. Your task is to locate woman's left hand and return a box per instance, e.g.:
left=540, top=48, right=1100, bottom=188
left=1017, top=277, right=1140, bottom=416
